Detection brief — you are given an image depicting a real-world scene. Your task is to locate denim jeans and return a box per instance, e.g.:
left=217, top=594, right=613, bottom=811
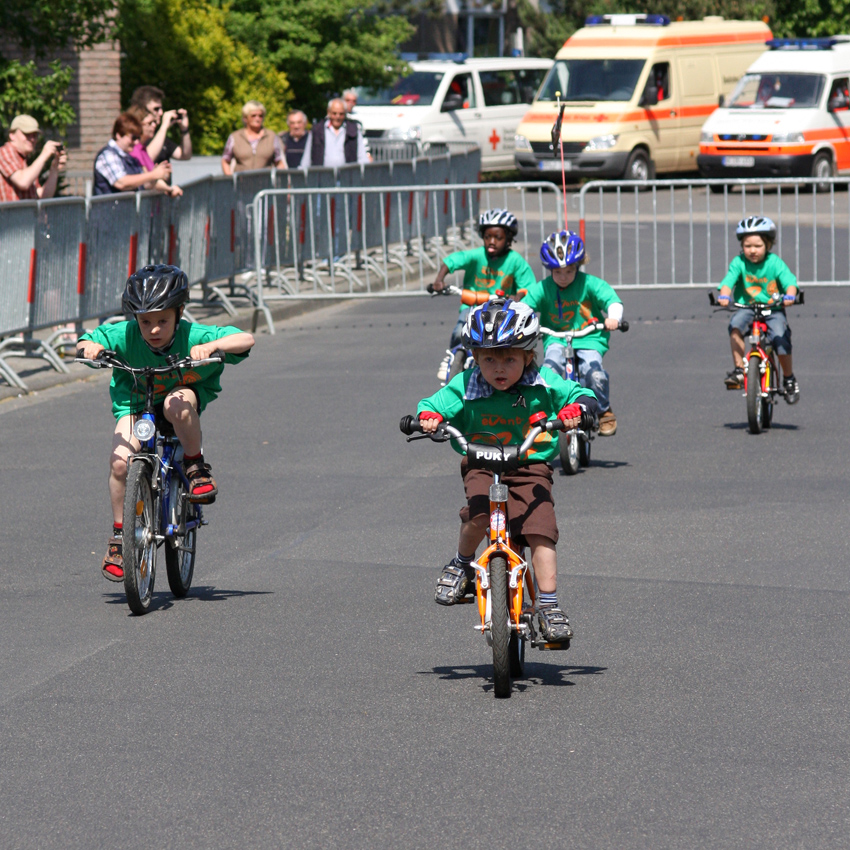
left=728, top=308, right=792, bottom=355
left=543, top=344, right=610, bottom=411
left=449, top=307, right=471, bottom=349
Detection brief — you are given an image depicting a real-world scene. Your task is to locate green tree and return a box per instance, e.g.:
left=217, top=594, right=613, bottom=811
left=220, top=0, right=417, bottom=123
left=771, top=0, right=850, bottom=36
left=119, top=0, right=293, bottom=155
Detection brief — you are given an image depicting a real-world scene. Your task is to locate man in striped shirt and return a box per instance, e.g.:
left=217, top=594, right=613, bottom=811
left=0, top=115, right=66, bottom=203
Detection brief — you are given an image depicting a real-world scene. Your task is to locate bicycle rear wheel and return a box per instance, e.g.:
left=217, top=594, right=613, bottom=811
left=489, top=554, right=511, bottom=698
left=762, top=357, right=776, bottom=429
left=165, top=473, right=197, bottom=597
left=578, top=433, right=592, bottom=467
left=746, top=357, right=764, bottom=434
left=508, top=559, right=527, bottom=678
left=123, top=461, right=158, bottom=615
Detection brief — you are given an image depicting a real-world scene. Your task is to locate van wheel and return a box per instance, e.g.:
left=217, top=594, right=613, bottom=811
left=623, top=149, right=652, bottom=182
left=810, top=152, right=833, bottom=193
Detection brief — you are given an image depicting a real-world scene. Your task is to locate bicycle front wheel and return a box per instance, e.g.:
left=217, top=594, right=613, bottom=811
left=123, top=461, right=158, bottom=614
left=489, top=554, right=511, bottom=699
left=559, top=431, right=580, bottom=475
left=746, top=357, right=764, bottom=434
left=165, top=474, right=197, bottom=598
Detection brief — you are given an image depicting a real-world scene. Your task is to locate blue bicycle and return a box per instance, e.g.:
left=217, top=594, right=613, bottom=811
left=77, top=349, right=224, bottom=614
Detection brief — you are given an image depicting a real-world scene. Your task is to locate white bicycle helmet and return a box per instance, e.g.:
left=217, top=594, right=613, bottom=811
left=736, top=216, right=776, bottom=242
left=461, top=297, right=539, bottom=350
left=478, top=208, right=519, bottom=239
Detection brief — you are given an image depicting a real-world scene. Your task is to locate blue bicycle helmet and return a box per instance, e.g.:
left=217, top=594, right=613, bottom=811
left=540, top=230, right=585, bottom=269
left=736, top=216, right=776, bottom=242
left=461, top=297, right=539, bottom=350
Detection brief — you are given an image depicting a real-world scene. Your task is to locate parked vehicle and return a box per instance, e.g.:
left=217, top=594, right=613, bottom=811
left=699, top=37, right=850, bottom=183
left=354, top=57, right=552, bottom=171
left=514, top=14, right=771, bottom=180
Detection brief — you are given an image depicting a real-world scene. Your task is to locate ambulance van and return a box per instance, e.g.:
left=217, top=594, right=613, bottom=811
left=514, top=14, right=772, bottom=180
left=698, top=37, right=850, bottom=183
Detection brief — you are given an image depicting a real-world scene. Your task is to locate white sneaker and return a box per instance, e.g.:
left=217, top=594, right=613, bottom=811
left=437, top=351, right=452, bottom=383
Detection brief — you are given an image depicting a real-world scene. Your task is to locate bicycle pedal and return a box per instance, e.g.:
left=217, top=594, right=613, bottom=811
left=456, top=595, right=475, bottom=604
left=534, top=639, right=571, bottom=651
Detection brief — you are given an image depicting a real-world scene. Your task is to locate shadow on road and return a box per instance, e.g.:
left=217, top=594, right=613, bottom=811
left=103, top=585, right=273, bottom=613
left=421, top=662, right=607, bottom=693
left=723, top=422, right=799, bottom=431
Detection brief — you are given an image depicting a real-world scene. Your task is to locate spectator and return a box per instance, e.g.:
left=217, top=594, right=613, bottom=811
left=126, top=106, right=184, bottom=197
left=0, top=114, right=66, bottom=202
left=93, top=112, right=176, bottom=196
left=129, top=85, right=193, bottom=165
left=280, top=110, right=310, bottom=169
left=299, top=98, right=369, bottom=168
left=342, top=88, right=359, bottom=115
left=221, top=101, right=285, bottom=175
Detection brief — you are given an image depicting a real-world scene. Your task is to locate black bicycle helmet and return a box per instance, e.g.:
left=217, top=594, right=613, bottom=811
left=122, top=264, right=190, bottom=315
left=478, top=208, right=519, bottom=239
left=736, top=216, right=776, bottom=242
left=461, top=297, right=539, bottom=350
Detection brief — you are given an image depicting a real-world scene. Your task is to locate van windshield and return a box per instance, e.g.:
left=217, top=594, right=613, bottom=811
left=356, top=72, right=444, bottom=107
left=726, top=73, right=826, bottom=109
left=538, top=59, right=646, bottom=102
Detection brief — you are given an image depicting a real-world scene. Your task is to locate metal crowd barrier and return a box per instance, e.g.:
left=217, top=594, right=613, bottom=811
left=577, top=177, right=850, bottom=289
left=250, top=180, right=562, bottom=334
left=0, top=145, right=482, bottom=390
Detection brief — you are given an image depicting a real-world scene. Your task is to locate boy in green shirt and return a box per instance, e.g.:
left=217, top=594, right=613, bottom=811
left=416, top=298, right=597, bottom=643
left=431, top=209, right=537, bottom=378
left=522, top=230, right=623, bottom=436
left=77, top=264, right=255, bottom=582
left=717, top=216, right=799, bottom=401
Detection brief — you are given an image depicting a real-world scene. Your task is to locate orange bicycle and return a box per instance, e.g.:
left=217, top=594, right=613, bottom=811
left=401, top=411, right=570, bottom=699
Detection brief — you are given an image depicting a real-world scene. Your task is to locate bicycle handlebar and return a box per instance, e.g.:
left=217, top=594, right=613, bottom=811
left=539, top=320, right=629, bottom=339
left=708, top=291, right=804, bottom=309
left=75, top=349, right=226, bottom=372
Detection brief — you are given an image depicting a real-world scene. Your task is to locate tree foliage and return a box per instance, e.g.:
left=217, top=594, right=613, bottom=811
left=118, top=0, right=293, bottom=155
left=0, top=0, right=115, bottom=54
left=220, top=0, right=417, bottom=122
left=0, top=59, right=76, bottom=144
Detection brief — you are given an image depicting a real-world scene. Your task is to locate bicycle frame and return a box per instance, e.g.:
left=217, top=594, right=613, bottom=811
left=742, top=314, right=778, bottom=399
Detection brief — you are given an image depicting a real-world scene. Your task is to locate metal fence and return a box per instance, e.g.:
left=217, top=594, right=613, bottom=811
left=0, top=147, right=483, bottom=390
left=577, top=177, right=850, bottom=289
left=250, top=180, right=564, bottom=333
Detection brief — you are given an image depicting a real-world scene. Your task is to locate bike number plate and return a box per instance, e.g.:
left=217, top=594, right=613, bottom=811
left=490, top=508, right=506, bottom=532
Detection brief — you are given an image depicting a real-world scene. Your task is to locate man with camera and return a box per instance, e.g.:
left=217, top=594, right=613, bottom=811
left=129, top=86, right=193, bottom=166
left=0, top=114, right=66, bottom=202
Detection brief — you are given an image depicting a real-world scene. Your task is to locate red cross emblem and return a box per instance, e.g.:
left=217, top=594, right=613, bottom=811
left=489, top=129, right=501, bottom=150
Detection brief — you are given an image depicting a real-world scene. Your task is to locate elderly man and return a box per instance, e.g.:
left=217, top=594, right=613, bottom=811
left=299, top=98, right=369, bottom=168
left=0, top=115, right=66, bottom=202
left=280, top=110, right=310, bottom=169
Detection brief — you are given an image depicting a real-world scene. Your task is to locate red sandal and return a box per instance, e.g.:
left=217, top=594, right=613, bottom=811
left=185, top=459, right=218, bottom=503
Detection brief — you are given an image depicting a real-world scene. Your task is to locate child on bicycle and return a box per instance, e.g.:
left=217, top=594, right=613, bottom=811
left=431, top=208, right=537, bottom=374
left=717, top=216, right=799, bottom=401
left=76, top=264, right=255, bottom=582
left=521, top=230, right=623, bottom=436
left=415, top=298, right=598, bottom=643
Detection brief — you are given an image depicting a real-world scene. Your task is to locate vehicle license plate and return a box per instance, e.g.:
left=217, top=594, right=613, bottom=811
left=722, top=156, right=755, bottom=167
left=538, top=159, right=571, bottom=171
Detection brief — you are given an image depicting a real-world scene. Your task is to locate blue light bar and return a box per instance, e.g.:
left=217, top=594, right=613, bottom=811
left=585, top=14, right=670, bottom=26
left=767, top=37, right=838, bottom=50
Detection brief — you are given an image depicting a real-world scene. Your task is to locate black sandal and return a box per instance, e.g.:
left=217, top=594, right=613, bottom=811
left=185, top=459, right=218, bottom=503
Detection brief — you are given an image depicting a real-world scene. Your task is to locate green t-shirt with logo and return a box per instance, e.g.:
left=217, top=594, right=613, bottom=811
left=79, top=319, right=249, bottom=420
left=444, top=247, right=537, bottom=313
left=417, top=366, right=596, bottom=463
left=522, top=271, right=622, bottom=354
left=718, top=253, right=797, bottom=304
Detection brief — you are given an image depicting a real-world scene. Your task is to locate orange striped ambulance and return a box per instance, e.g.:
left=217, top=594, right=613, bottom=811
left=514, top=14, right=771, bottom=181
left=698, top=37, right=850, bottom=183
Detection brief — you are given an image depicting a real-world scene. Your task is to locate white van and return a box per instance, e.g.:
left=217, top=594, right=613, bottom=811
left=514, top=14, right=771, bottom=180
left=698, top=37, right=850, bottom=182
left=353, top=57, right=553, bottom=170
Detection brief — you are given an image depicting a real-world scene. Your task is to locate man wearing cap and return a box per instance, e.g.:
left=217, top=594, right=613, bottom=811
left=0, top=115, right=66, bottom=202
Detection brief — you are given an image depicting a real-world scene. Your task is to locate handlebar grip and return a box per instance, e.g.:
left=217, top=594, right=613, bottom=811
left=797, top=290, right=805, bottom=305
left=96, top=349, right=118, bottom=360
left=426, top=283, right=437, bottom=294
left=211, top=349, right=226, bottom=363
left=399, top=415, right=423, bottom=435
left=619, top=320, right=629, bottom=332
left=708, top=292, right=718, bottom=306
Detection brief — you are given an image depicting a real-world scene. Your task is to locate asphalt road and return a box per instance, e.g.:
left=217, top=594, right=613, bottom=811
left=2, top=288, right=849, bottom=849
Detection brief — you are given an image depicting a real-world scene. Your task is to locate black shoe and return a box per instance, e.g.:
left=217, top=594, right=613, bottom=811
left=724, top=367, right=745, bottom=389
left=537, top=605, right=573, bottom=643
left=783, top=375, right=800, bottom=404
left=434, top=558, right=475, bottom=606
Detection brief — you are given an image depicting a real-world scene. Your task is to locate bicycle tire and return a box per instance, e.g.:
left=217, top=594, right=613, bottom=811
left=508, top=562, right=527, bottom=678
left=447, top=350, right=466, bottom=383
left=165, top=473, right=197, bottom=598
left=746, top=357, right=763, bottom=434
left=559, top=431, right=580, bottom=475
left=762, top=357, right=776, bottom=429
left=578, top=433, right=591, bottom=467
left=123, top=460, right=158, bottom=615
left=489, top=554, right=512, bottom=698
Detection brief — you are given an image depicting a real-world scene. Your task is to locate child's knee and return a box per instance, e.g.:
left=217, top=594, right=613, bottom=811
left=109, top=451, right=130, bottom=480
left=163, top=391, right=196, bottom=423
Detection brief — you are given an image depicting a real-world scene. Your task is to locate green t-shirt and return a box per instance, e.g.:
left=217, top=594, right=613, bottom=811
left=417, top=366, right=596, bottom=463
left=444, top=247, right=537, bottom=313
left=718, top=253, right=797, bottom=304
left=522, top=271, right=622, bottom=354
left=79, top=319, right=249, bottom=419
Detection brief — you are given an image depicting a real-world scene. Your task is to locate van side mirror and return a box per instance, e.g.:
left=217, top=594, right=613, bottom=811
left=718, top=94, right=725, bottom=107
left=640, top=85, right=659, bottom=108
left=441, top=93, right=464, bottom=112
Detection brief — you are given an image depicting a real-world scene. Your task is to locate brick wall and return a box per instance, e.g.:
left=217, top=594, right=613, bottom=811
left=1, top=40, right=121, bottom=195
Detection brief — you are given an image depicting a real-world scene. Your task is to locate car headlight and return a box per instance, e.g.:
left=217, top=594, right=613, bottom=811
left=584, top=134, right=619, bottom=151
left=700, top=131, right=714, bottom=143
left=771, top=133, right=805, bottom=144
left=386, top=125, right=421, bottom=141
left=514, top=134, right=532, bottom=151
